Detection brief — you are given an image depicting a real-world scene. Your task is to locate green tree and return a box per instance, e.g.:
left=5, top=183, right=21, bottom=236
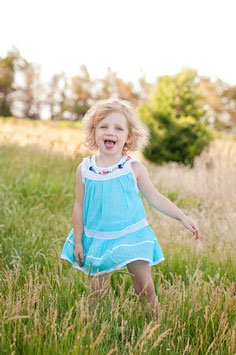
left=0, top=49, right=19, bottom=116
left=69, top=65, right=92, bottom=120
left=221, top=84, right=236, bottom=128
left=96, top=67, right=140, bottom=104
left=17, top=59, right=42, bottom=119
left=197, top=77, right=235, bottom=130
left=137, top=67, right=214, bottom=167
left=46, top=72, right=68, bottom=120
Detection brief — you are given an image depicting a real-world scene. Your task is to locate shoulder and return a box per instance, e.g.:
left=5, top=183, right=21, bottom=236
left=75, top=163, right=85, bottom=202
left=130, top=160, right=159, bottom=199
left=77, top=156, right=91, bottom=172
left=130, top=160, right=148, bottom=181
left=76, top=156, right=93, bottom=183
left=76, top=162, right=83, bottom=180
left=76, top=160, right=87, bottom=185
left=76, top=162, right=82, bottom=172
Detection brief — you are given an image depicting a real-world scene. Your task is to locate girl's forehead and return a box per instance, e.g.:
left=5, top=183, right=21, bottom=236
left=98, top=111, right=128, bottom=126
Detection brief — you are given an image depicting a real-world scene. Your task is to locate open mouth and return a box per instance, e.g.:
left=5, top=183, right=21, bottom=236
left=104, top=140, right=116, bottom=148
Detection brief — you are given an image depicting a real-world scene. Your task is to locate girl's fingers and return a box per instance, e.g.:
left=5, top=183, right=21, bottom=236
left=192, top=224, right=200, bottom=239
left=75, top=255, right=81, bottom=266
left=182, top=217, right=199, bottom=239
left=77, top=255, right=84, bottom=267
left=74, top=249, right=84, bottom=267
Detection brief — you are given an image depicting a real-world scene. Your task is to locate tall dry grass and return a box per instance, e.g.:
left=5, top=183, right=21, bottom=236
left=145, top=137, right=236, bottom=261
left=0, top=117, right=235, bottom=354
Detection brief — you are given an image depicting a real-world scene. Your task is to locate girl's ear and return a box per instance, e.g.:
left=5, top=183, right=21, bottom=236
left=126, top=133, right=133, bottom=144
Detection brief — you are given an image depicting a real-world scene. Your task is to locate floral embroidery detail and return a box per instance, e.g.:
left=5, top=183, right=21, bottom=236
left=89, top=155, right=131, bottom=175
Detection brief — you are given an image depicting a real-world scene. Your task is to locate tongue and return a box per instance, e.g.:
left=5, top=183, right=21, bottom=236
left=105, top=141, right=115, bottom=148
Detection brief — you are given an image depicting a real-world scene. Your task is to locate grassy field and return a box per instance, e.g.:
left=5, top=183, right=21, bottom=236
left=0, top=118, right=235, bottom=354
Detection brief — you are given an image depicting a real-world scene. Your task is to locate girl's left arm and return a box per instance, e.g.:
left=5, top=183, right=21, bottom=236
left=133, top=162, right=200, bottom=240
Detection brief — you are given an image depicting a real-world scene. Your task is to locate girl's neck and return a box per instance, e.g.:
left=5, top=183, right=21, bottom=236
left=95, top=153, right=125, bottom=168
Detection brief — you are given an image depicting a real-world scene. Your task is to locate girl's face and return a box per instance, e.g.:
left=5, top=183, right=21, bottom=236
left=95, top=111, right=132, bottom=156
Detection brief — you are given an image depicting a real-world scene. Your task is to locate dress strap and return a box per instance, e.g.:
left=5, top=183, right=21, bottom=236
left=127, top=157, right=140, bottom=164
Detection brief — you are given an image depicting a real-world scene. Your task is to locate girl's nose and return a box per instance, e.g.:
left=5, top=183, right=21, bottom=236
left=107, top=128, right=115, bottom=135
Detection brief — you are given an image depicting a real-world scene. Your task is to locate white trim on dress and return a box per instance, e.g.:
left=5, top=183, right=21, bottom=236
left=81, top=155, right=140, bottom=185
left=87, top=240, right=155, bottom=259
left=92, top=154, right=127, bottom=170
left=61, top=254, right=165, bottom=276
left=84, top=217, right=148, bottom=239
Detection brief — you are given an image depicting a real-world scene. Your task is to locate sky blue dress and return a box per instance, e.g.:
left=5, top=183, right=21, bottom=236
left=61, top=154, right=165, bottom=276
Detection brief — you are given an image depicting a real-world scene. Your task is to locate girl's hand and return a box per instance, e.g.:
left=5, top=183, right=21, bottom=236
left=181, top=215, right=200, bottom=240
left=74, top=242, right=85, bottom=267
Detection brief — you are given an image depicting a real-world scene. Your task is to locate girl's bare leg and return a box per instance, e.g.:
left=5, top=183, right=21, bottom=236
left=88, top=272, right=111, bottom=310
left=145, top=293, right=161, bottom=322
left=127, top=260, right=161, bottom=322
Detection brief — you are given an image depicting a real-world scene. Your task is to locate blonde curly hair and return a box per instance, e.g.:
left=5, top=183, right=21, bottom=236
left=82, top=97, right=150, bottom=154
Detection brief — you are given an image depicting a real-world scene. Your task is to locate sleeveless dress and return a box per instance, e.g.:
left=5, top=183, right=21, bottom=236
left=60, top=154, right=165, bottom=276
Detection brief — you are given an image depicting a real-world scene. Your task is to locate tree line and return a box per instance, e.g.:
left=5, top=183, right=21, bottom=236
left=0, top=47, right=235, bottom=132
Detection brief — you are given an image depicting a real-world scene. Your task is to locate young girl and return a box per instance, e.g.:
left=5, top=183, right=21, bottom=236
left=61, top=97, right=200, bottom=321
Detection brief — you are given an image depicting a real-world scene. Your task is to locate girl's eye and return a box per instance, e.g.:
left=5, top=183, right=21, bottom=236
left=99, top=126, right=123, bottom=130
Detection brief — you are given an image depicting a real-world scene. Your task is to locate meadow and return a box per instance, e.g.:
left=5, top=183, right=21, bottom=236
left=0, top=117, right=235, bottom=354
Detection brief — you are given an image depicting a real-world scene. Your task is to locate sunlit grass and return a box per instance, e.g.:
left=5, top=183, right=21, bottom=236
left=0, top=119, right=235, bottom=354
left=0, top=116, right=82, bottom=129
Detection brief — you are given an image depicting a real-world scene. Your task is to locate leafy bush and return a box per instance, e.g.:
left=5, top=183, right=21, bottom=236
left=138, top=68, right=214, bottom=167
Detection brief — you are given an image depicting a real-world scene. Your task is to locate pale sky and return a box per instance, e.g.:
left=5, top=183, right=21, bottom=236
left=1, top=0, right=236, bottom=86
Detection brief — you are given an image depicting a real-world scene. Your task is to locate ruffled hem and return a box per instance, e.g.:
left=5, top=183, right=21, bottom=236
left=61, top=254, right=165, bottom=276
left=60, top=226, right=165, bottom=276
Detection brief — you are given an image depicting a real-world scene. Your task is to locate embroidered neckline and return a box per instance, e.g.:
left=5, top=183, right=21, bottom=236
left=93, top=154, right=127, bottom=169
left=89, top=155, right=132, bottom=175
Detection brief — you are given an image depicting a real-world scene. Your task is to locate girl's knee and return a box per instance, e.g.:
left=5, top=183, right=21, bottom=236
left=127, top=260, right=154, bottom=293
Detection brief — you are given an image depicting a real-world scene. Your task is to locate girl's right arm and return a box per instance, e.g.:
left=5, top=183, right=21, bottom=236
left=72, top=163, right=85, bottom=245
